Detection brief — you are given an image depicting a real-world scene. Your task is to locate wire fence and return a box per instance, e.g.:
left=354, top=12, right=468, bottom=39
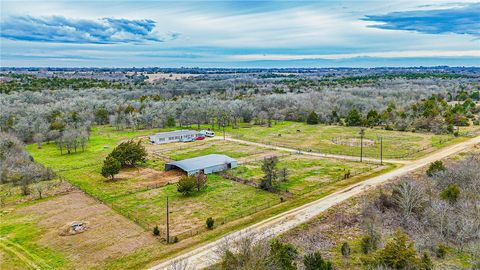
left=57, top=151, right=383, bottom=244
left=153, top=139, right=279, bottom=162
left=170, top=161, right=380, bottom=241
left=172, top=197, right=281, bottom=241
left=230, top=132, right=464, bottom=161
left=54, top=129, right=475, bottom=243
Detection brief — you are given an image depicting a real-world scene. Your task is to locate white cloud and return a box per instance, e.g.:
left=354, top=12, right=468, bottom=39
left=229, top=50, right=480, bottom=61
left=1, top=0, right=479, bottom=67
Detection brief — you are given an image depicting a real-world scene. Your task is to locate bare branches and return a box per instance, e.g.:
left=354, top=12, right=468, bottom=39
left=391, top=181, right=427, bottom=217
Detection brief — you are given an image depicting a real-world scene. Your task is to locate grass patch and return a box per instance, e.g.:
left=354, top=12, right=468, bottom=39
left=231, top=155, right=378, bottom=195
left=225, top=121, right=469, bottom=159
left=0, top=209, right=70, bottom=270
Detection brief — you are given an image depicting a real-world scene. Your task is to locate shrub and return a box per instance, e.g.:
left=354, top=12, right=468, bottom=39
left=421, top=251, right=433, bottom=270
left=376, top=189, right=395, bottom=210
left=341, top=242, right=351, bottom=258
left=177, top=175, right=196, bottom=196
left=206, top=217, right=214, bottom=229
left=166, top=115, right=175, bottom=127
left=303, top=251, right=333, bottom=270
left=153, top=226, right=160, bottom=236
left=372, top=230, right=419, bottom=269
left=101, top=156, right=121, bottom=180
left=440, top=184, right=460, bottom=204
left=268, top=239, right=298, bottom=270
left=360, top=235, right=377, bottom=254
left=346, top=109, right=363, bottom=126
left=435, top=244, right=447, bottom=258
left=306, top=111, right=319, bottom=125
left=426, top=160, right=446, bottom=177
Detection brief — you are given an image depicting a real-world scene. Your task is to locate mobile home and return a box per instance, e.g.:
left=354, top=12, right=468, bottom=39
left=149, top=130, right=201, bottom=144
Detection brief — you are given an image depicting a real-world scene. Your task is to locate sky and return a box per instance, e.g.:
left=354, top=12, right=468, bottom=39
left=0, top=0, right=479, bottom=67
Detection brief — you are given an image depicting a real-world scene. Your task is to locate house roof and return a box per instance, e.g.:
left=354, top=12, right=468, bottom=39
left=150, top=130, right=198, bottom=139
left=166, top=154, right=236, bottom=172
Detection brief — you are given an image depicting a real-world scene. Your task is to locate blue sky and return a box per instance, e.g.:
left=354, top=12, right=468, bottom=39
left=0, top=0, right=479, bottom=67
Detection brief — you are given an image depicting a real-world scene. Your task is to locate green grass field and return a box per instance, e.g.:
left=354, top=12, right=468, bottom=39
left=224, top=121, right=468, bottom=159
left=26, top=126, right=281, bottom=233
left=8, top=124, right=399, bottom=269
left=111, top=174, right=280, bottom=235
left=231, top=155, right=378, bottom=195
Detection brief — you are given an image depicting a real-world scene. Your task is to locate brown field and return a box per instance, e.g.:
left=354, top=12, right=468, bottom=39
left=14, top=191, right=157, bottom=269
left=145, top=138, right=285, bottom=163
left=116, top=167, right=184, bottom=188
left=143, top=72, right=197, bottom=82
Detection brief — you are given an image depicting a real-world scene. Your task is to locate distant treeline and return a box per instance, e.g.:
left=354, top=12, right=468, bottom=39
left=0, top=74, right=132, bottom=93
left=0, top=69, right=478, bottom=146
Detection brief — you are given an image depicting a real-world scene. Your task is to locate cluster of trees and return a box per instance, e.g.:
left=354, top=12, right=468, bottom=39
left=101, top=141, right=147, bottom=180
left=176, top=172, right=208, bottom=195
left=217, top=235, right=333, bottom=270
left=359, top=155, right=480, bottom=268
left=1, top=71, right=478, bottom=146
left=56, top=128, right=89, bottom=154
left=313, top=94, right=478, bottom=134
left=271, top=154, right=480, bottom=270
left=260, top=156, right=288, bottom=191
left=0, top=74, right=127, bottom=93
left=0, top=132, right=54, bottom=195
left=361, top=229, right=434, bottom=269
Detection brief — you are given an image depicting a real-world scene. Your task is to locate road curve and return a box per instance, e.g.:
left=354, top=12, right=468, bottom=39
left=149, top=136, right=480, bottom=270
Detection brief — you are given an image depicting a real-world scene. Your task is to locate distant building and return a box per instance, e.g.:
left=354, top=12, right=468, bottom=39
left=165, top=154, right=238, bottom=175
left=149, top=130, right=201, bottom=144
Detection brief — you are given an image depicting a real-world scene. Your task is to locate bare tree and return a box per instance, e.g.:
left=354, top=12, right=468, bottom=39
left=391, top=181, right=427, bottom=217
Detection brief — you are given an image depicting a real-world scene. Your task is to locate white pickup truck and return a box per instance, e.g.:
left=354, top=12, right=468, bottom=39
left=200, top=130, right=215, bottom=137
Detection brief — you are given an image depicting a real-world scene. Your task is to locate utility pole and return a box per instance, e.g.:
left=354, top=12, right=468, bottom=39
left=166, top=195, right=170, bottom=244
left=380, top=136, right=383, bottom=165
left=359, top=128, right=365, bottom=162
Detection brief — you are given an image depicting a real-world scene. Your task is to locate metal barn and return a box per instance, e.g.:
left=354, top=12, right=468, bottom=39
left=165, top=154, right=238, bottom=175
left=149, top=130, right=201, bottom=144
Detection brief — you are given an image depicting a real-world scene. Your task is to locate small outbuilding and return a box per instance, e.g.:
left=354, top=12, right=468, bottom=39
left=149, top=130, right=201, bottom=144
left=165, top=154, right=238, bottom=175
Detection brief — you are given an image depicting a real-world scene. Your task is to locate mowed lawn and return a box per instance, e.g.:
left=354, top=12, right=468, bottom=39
left=225, top=121, right=464, bottom=159
left=231, top=155, right=379, bottom=195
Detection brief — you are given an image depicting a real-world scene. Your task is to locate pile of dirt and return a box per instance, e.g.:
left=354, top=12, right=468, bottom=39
left=59, top=221, right=88, bottom=236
